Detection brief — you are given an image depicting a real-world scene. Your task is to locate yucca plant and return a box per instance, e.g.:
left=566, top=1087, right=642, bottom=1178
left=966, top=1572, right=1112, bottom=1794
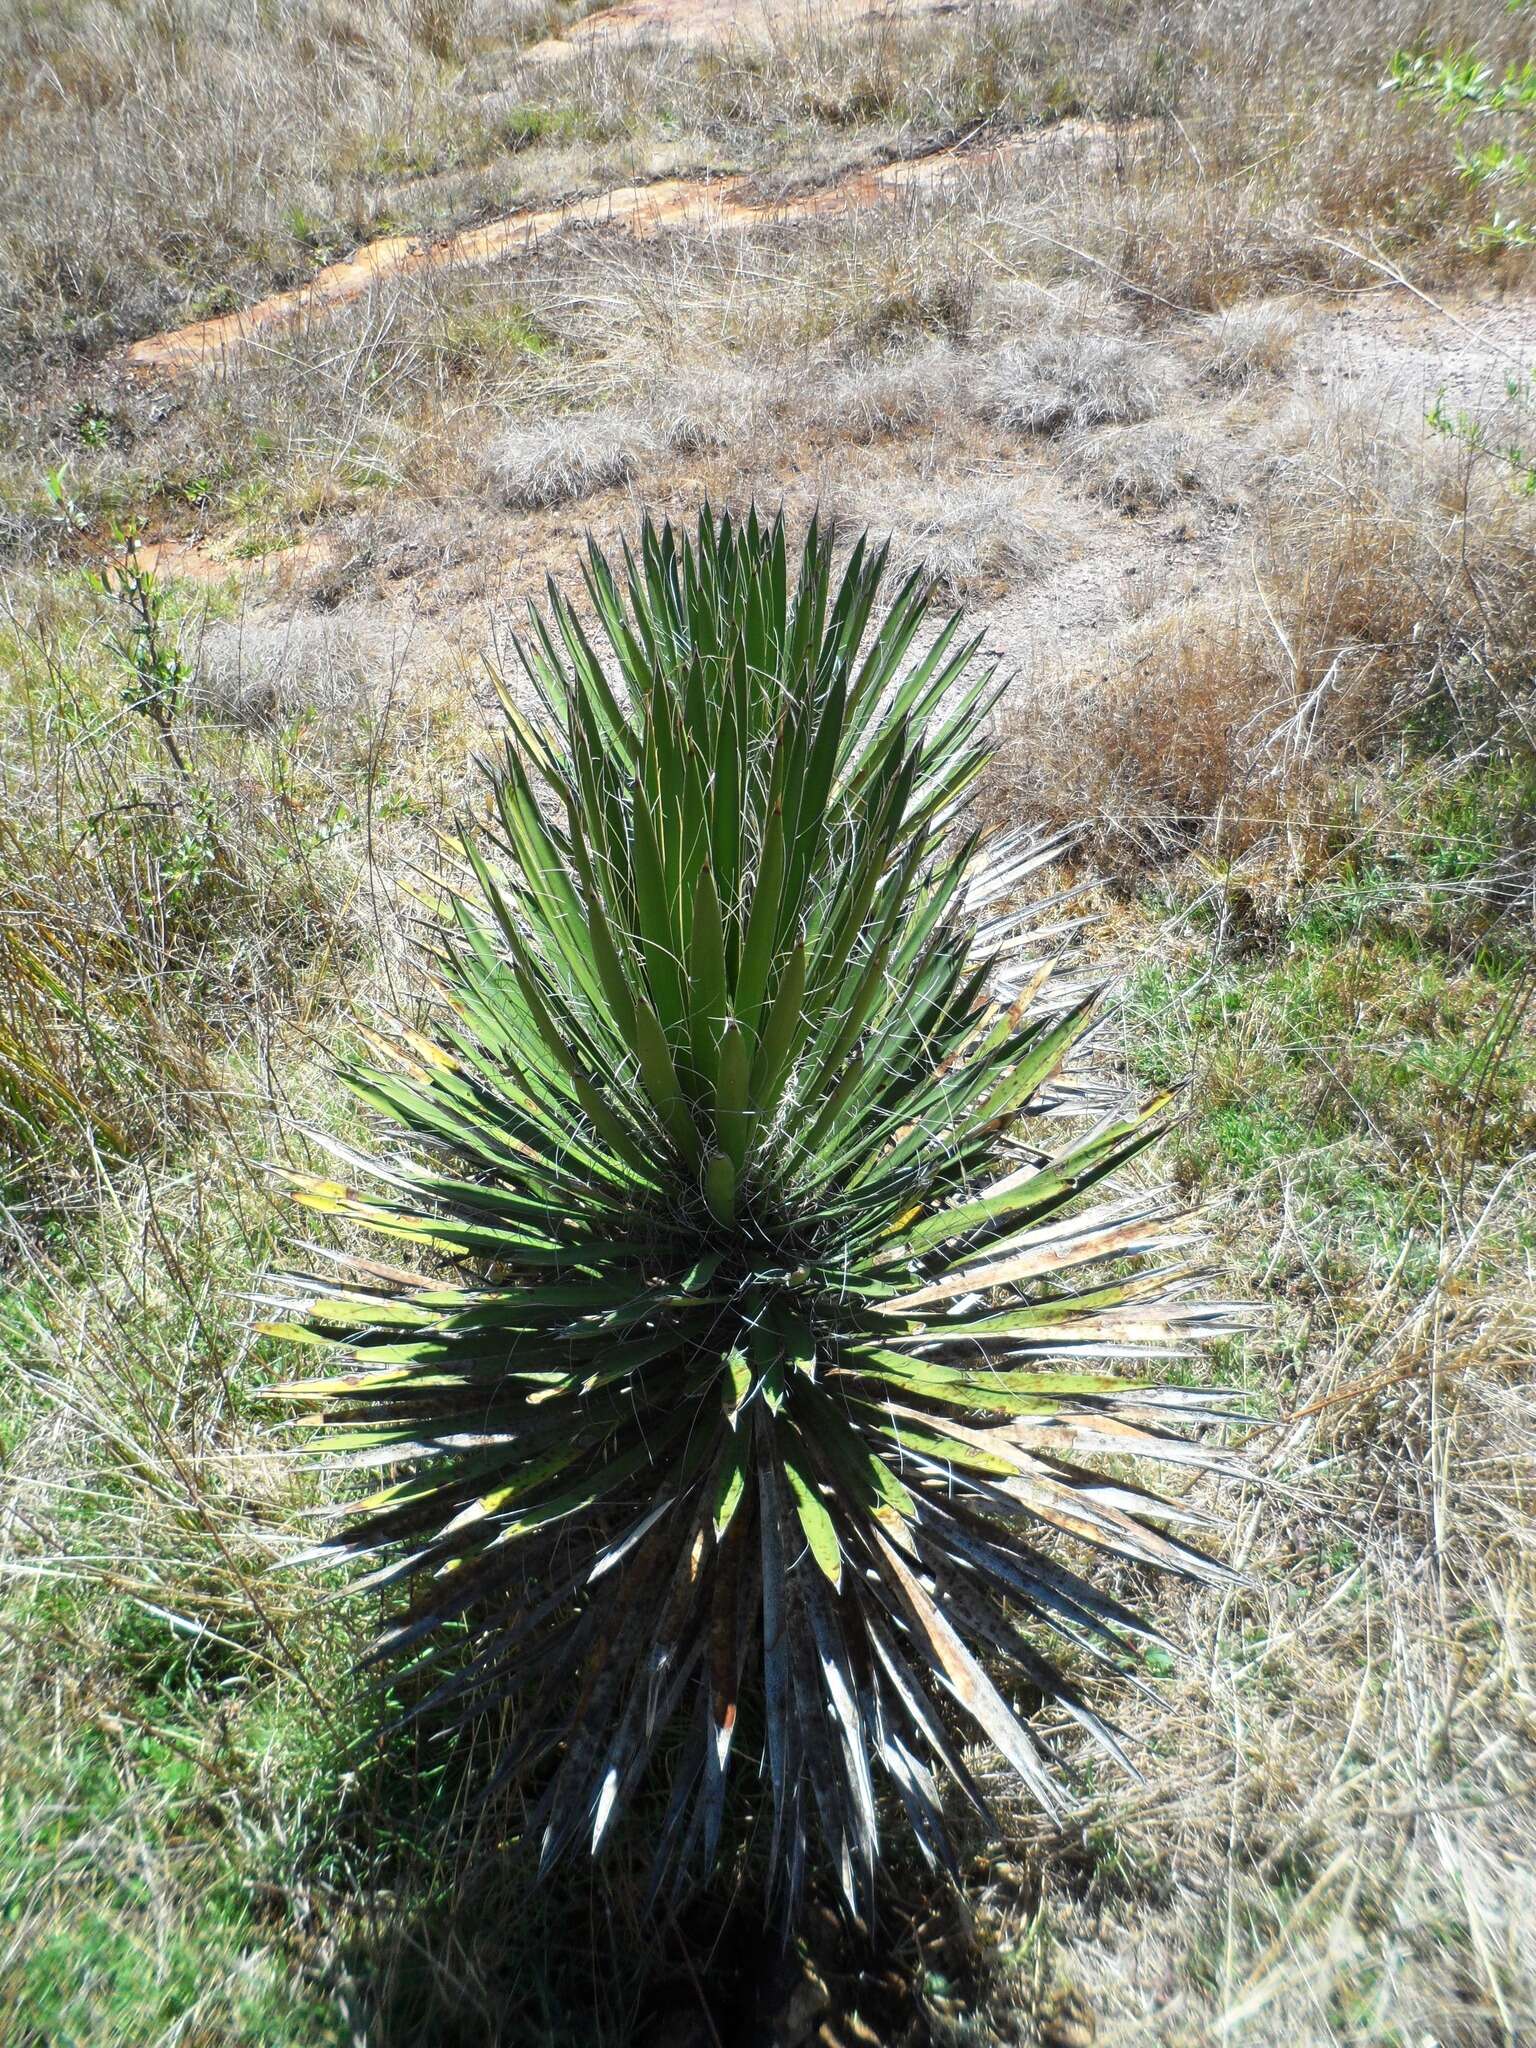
left=265, top=509, right=1250, bottom=1916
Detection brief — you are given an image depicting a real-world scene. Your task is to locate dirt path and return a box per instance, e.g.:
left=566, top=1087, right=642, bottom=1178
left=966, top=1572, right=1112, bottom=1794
left=118, top=121, right=1138, bottom=376
left=518, top=0, right=949, bottom=65
left=134, top=536, right=329, bottom=586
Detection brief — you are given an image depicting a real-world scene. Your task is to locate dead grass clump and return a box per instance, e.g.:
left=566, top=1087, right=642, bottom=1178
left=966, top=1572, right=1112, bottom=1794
left=641, top=363, right=764, bottom=456
left=1061, top=420, right=1215, bottom=513
left=1258, top=395, right=1536, bottom=722
left=980, top=330, right=1167, bottom=437
left=996, top=600, right=1285, bottom=863
left=824, top=344, right=960, bottom=444
left=845, top=265, right=977, bottom=351
left=1200, top=299, right=1301, bottom=388
left=483, top=411, right=648, bottom=510
left=193, top=614, right=385, bottom=730
left=876, top=478, right=1068, bottom=599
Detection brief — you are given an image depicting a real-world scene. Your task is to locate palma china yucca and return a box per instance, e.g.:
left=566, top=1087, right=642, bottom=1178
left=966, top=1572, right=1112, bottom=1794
left=264, top=509, right=1251, bottom=1917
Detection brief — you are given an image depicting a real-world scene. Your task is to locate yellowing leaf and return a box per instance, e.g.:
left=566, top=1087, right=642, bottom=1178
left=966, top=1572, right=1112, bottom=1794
left=784, top=1455, right=842, bottom=1589
left=713, top=1439, right=747, bottom=1538
left=722, top=1348, right=752, bottom=1427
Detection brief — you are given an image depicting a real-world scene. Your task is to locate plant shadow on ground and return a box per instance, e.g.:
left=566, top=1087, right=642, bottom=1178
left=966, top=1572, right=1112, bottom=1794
left=322, top=1665, right=1006, bottom=2048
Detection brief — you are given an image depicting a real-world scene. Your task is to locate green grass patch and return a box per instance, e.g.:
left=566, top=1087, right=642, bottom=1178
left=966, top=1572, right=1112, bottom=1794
left=1125, top=762, right=1534, bottom=1325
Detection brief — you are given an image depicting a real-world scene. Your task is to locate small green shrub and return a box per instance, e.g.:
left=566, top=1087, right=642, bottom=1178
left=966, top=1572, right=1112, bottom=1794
left=1388, top=35, right=1536, bottom=246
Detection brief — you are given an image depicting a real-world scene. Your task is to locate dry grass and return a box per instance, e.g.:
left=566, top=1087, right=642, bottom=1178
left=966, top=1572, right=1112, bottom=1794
left=482, top=408, right=648, bottom=509
left=823, top=344, right=961, bottom=444
left=0, top=0, right=1154, bottom=375
left=984, top=991, right=1536, bottom=2043
left=980, top=328, right=1169, bottom=436
left=645, top=362, right=764, bottom=454
left=1060, top=419, right=1216, bottom=512
left=192, top=612, right=388, bottom=729
left=870, top=475, right=1069, bottom=599
left=0, top=0, right=1524, bottom=380
left=992, top=393, right=1536, bottom=874
left=0, top=0, right=655, bottom=372
left=1199, top=299, right=1301, bottom=389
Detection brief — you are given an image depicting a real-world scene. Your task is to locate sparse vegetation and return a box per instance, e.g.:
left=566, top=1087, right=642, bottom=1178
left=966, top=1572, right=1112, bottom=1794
left=2, top=0, right=1534, bottom=2040
left=483, top=409, right=647, bottom=509
left=1389, top=30, right=1536, bottom=247
left=1428, top=363, right=1536, bottom=493
left=1061, top=419, right=1215, bottom=512
left=995, top=391, right=1536, bottom=875
left=982, top=330, right=1168, bottom=437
